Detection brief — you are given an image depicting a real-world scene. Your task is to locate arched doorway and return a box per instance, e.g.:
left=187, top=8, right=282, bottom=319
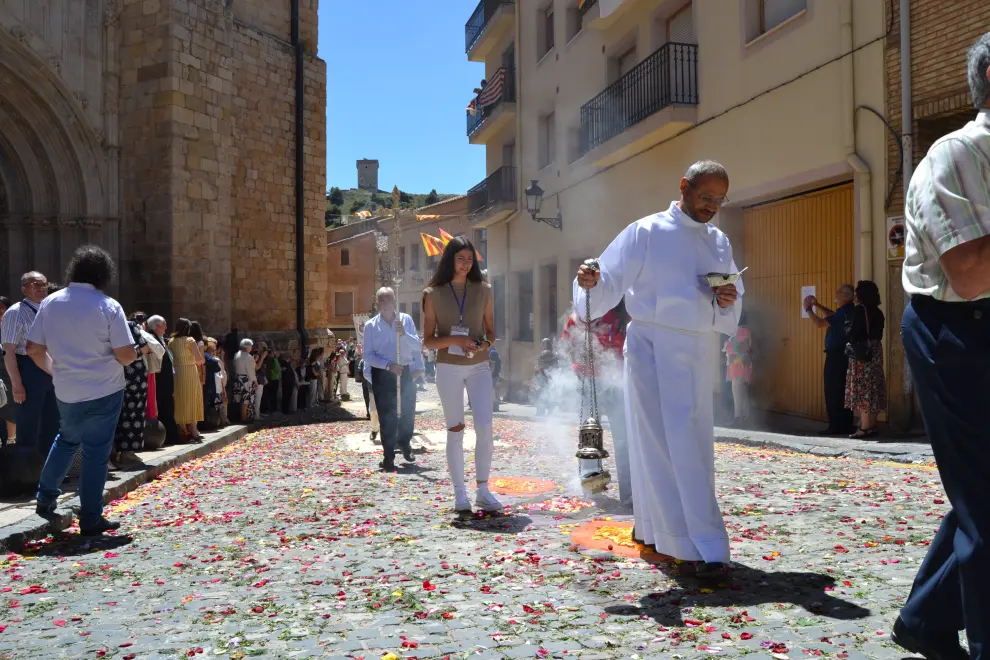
left=0, top=23, right=116, bottom=295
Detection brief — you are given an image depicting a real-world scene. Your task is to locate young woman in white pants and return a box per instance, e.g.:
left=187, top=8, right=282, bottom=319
left=422, top=236, right=500, bottom=514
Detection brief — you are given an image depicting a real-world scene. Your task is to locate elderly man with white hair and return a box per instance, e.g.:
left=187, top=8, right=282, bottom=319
left=146, top=315, right=179, bottom=445
left=363, top=287, right=425, bottom=472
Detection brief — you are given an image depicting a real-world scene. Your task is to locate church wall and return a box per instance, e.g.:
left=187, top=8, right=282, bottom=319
left=113, top=0, right=327, bottom=351
left=227, top=16, right=328, bottom=338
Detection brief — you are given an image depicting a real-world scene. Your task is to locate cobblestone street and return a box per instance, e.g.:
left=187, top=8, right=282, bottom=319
left=0, top=387, right=949, bottom=659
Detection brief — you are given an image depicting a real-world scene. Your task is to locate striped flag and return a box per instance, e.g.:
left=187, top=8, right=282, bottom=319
left=437, top=228, right=484, bottom=262
left=421, top=233, right=445, bottom=257
left=478, top=69, right=505, bottom=108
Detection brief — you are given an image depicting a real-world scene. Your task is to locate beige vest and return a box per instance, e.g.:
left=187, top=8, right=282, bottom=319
left=424, top=280, right=491, bottom=366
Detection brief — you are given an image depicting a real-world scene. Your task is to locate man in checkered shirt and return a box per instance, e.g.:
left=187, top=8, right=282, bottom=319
left=894, top=33, right=990, bottom=659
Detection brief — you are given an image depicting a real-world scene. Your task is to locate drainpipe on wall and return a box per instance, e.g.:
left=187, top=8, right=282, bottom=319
left=841, top=0, right=874, bottom=282
left=503, top=1, right=522, bottom=402
left=899, top=0, right=914, bottom=404
left=291, top=0, right=308, bottom=356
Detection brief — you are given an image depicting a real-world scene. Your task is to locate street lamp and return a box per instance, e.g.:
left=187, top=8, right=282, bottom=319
left=524, top=180, right=563, bottom=231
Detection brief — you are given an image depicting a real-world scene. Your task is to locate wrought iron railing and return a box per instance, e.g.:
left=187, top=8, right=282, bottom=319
left=465, top=0, right=515, bottom=53
left=466, top=68, right=516, bottom=137
left=578, top=0, right=599, bottom=15
left=579, top=42, right=698, bottom=154
left=467, top=166, right=517, bottom=216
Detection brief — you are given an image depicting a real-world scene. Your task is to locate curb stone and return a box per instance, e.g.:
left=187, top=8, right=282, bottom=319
left=0, top=425, right=250, bottom=552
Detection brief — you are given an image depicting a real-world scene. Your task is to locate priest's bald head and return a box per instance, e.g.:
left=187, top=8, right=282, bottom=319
left=678, top=160, right=729, bottom=224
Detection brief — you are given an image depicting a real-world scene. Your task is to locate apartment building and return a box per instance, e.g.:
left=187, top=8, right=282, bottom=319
left=464, top=0, right=890, bottom=419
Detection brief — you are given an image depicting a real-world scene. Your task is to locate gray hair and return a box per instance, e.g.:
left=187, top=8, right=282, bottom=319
left=684, top=160, right=729, bottom=185
left=968, top=32, right=990, bottom=108
left=20, top=271, right=44, bottom=286
left=376, top=286, right=395, bottom=301
left=146, top=315, right=166, bottom=330
left=239, top=338, right=254, bottom=350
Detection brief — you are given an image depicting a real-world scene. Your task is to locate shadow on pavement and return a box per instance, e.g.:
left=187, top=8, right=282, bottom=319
left=452, top=513, right=534, bottom=535
left=21, top=533, right=134, bottom=558
left=604, top=565, right=871, bottom=626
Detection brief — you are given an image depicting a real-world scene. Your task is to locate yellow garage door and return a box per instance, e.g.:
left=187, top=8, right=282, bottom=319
left=743, top=183, right=855, bottom=420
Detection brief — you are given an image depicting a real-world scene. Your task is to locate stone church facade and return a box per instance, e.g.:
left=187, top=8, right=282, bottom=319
left=0, top=0, right=329, bottom=350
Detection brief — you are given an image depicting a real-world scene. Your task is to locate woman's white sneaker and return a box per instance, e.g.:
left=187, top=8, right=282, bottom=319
left=454, top=493, right=472, bottom=514
left=475, top=488, right=503, bottom=512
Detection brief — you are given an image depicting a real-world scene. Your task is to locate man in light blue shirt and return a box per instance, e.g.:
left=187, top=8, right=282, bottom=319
left=363, top=287, right=425, bottom=472
left=26, top=246, right=137, bottom=537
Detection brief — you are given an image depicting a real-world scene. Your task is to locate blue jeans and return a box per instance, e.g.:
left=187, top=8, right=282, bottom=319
left=601, top=386, right=632, bottom=506
left=370, top=366, right=415, bottom=461
left=899, top=296, right=990, bottom=655
left=37, top=390, right=124, bottom=528
left=15, top=355, right=60, bottom=456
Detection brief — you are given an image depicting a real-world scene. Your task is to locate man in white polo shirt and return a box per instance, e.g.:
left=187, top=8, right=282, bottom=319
left=26, top=246, right=137, bottom=537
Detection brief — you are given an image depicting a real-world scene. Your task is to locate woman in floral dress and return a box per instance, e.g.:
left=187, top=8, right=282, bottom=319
left=111, top=320, right=152, bottom=466
left=844, top=280, right=887, bottom=439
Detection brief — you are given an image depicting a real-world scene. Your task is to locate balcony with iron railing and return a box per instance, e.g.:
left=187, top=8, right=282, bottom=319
left=467, top=166, right=517, bottom=227
left=466, top=68, right=516, bottom=144
left=579, top=42, right=699, bottom=166
left=465, top=0, right=515, bottom=61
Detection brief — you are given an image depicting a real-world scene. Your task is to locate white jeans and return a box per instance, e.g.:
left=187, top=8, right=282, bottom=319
left=731, top=378, right=750, bottom=419
left=338, top=372, right=349, bottom=396
left=435, top=362, right=495, bottom=496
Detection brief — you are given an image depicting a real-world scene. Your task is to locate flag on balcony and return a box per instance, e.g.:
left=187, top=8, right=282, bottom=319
left=421, top=232, right=445, bottom=257
left=478, top=69, right=505, bottom=108
left=438, top=228, right=455, bottom=245
left=416, top=214, right=440, bottom=221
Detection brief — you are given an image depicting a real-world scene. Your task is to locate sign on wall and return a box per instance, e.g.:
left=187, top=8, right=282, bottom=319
left=887, top=216, right=905, bottom=260
left=800, top=286, right=816, bottom=319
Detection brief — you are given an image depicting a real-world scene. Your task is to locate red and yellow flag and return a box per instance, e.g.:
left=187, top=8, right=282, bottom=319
left=420, top=232, right=445, bottom=257
left=421, top=229, right=484, bottom=262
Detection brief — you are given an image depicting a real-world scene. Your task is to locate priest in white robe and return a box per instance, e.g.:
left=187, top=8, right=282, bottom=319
left=574, top=160, right=743, bottom=578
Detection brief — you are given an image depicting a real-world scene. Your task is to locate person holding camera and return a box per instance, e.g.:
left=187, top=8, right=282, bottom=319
left=422, top=236, right=501, bottom=515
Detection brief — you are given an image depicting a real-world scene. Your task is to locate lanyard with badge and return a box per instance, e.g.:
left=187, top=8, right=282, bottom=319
left=447, top=283, right=474, bottom=357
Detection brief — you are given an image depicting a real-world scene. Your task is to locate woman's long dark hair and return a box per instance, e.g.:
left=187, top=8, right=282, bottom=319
left=428, top=236, right=484, bottom=288
left=189, top=321, right=205, bottom=343
left=174, top=318, right=192, bottom=337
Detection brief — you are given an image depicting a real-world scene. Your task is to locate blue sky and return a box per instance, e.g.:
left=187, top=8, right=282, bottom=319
left=319, top=2, right=487, bottom=195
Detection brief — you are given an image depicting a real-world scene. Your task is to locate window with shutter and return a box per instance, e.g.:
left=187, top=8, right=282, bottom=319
left=667, top=4, right=695, bottom=44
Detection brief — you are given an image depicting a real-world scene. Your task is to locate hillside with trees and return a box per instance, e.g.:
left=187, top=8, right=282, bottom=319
left=326, top=187, right=455, bottom=227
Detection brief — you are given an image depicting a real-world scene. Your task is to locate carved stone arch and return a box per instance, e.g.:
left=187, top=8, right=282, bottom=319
left=0, top=103, right=58, bottom=213
left=0, top=130, right=35, bottom=214
left=0, top=29, right=108, bottom=218
left=0, top=25, right=115, bottom=295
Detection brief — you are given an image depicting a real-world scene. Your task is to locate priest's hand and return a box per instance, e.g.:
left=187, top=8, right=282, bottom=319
left=715, top=283, right=737, bottom=308
left=577, top=264, right=600, bottom=290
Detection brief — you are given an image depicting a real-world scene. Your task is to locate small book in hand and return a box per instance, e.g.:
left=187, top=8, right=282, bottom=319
left=702, top=267, right=748, bottom=288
